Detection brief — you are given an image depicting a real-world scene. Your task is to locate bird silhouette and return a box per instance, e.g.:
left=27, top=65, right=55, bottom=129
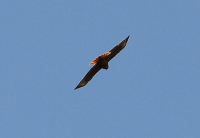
left=74, top=36, right=130, bottom=90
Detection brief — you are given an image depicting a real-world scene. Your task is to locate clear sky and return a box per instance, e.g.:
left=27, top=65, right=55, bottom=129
left=1, top=1, right=200, bottom=138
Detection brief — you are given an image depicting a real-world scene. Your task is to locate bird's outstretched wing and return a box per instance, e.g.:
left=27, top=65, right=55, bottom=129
left=74, top=64, right=101, bottom=90
left=105, top=35, right=130, bottom=62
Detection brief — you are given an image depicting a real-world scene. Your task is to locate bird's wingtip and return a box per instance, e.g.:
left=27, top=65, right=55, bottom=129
left=74, top=81, right=87, bottom=90
left=74, top=85, right=82, bottom=90
left=74, top=85, right=80, bottom=90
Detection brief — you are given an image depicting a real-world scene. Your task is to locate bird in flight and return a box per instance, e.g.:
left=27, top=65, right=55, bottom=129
left=74, top=36, right=130, bottom=90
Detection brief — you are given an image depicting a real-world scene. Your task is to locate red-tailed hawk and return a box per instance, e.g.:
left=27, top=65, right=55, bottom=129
left=74, top=36, right=130, bottom=90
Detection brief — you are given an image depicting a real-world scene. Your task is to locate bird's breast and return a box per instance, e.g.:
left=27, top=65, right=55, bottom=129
left=97, top=58, right=109, bottom=69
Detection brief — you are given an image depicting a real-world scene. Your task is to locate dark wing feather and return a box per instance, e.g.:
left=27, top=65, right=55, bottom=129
left=74, top=64, right=101, bottom=90
left=105, top=35, right=130, bottom=62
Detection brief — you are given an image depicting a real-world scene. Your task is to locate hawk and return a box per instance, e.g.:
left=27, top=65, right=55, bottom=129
left=74, top=36, right=130, bottom=90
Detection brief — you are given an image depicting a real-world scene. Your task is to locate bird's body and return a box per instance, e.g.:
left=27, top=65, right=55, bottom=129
left=74, top=36, right=130, bottom=90
left=96, top=56, right=109, bottom=69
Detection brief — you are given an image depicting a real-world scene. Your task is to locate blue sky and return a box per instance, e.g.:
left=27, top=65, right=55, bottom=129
left=1, top=1, right=200, bottom=137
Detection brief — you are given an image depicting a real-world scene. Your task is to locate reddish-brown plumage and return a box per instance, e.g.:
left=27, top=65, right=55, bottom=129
left=90, top=52, right=111, bottom=65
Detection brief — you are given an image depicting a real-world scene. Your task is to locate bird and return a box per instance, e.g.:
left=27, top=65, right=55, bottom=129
left=74, top=35, right=130, bottom=90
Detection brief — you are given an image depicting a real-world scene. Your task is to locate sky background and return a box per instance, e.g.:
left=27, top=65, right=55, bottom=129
left=1, top=1, right=200, bottom=138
